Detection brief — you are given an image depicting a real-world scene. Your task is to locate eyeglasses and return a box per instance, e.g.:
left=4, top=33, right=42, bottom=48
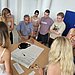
left=25, top=20, right=29, bottom=21
left=24, top=18, right=29, bottom=21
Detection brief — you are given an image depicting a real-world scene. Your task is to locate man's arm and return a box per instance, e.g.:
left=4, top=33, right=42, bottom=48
left=16, top=21, right=24, bottom=37
left=16, top=22, right=27, bottom=41
left=50, top=29, right=60, bottom=35
left=28, top=23, right=34, bottom=43
left=17, top=30, right=27, bottom=41
left=5, top=50, right=13, bottom=75
left=17, top=31, right=22, bottom=37
left=50, top=23, right=60, bottom=35
left=9, top=17, right=14, bottom=31
left=29, top=23, right=34, bottom=37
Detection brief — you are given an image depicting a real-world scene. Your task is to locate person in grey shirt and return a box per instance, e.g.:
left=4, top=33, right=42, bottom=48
left=16, top=15, right=33, bottom=42
left=37, top=9, right=54, bottom=45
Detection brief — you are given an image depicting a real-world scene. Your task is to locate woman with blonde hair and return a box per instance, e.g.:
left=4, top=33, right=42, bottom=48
left=39, top=36, right=74, bottom=75
left=0, top=22, right=12, bottom=75
left=0, top=8, right=14, bottom=44
left=67, top=28, right=75, bottom=48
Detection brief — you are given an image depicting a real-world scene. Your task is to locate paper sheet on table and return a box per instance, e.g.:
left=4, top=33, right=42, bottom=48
left=11, top=43, right=44, bottom=68
left=13, top=63, right=24, bottom=74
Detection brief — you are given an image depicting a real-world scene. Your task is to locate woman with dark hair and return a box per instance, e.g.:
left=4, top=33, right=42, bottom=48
left=0, top=22, right=12, bottom=75
left=31, top=10, right=40, bottom=39
left=0, top=8, right=14, bottom=44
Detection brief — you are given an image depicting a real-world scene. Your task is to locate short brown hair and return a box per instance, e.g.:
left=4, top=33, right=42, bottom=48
left=57, top=12, right=64, bottom=18
left=45, top=9, right=50, bottom=13
left=24, top=15, right=29, bottom=18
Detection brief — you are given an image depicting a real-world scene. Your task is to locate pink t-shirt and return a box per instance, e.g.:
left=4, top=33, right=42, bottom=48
left=39, top=17, right=53, bottom=35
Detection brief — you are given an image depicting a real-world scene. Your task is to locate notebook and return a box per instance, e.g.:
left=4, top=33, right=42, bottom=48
left=11, top=43, right=44, bottom=68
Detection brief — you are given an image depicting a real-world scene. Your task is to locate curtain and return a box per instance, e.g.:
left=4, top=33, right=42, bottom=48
left=0, top=0, right=52, bottom=24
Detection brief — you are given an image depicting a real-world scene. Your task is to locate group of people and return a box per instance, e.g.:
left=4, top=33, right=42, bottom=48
left=16, top=9, right=66, bottom=48
left=0, top=8, right=74, bottom=75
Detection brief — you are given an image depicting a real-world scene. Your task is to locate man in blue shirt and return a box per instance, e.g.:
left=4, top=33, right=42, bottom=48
left=16, top=15, right=33, bottom=42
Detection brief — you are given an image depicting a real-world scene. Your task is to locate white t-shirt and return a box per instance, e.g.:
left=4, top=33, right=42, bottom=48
left=50, top=21, right=66, bottom=39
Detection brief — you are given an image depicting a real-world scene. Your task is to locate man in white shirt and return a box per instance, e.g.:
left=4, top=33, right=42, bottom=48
left=48, top=12, right=66, bottom=48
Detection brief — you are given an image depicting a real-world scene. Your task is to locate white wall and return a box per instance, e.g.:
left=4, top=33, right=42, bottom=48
left=8, top=0, right=37, bottom=24
left=8, top=0, right=18, bottom=24
left=0, top=0, right=1, bottom=13
left=1, top=0, right=75, bottom=24
left=7, top=0, right=52, bottom=24
left=21, top=0, right=37, bottom=19
left=50, top=0, right=75, bottom=20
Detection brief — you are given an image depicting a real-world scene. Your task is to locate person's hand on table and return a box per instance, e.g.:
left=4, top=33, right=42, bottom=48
left=29, top=64, right=43, bottom=75
left=38, top=68, right=43, bottom=75
left=21, top=36, right=27, bottom=42
left=29, top=37, right=34, bottom=44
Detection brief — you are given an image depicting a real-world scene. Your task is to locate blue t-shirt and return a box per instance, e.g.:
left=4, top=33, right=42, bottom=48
left=16, top=21, right=33, bottom=36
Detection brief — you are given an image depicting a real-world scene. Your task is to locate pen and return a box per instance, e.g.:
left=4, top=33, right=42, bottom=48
left=22, top=53, right=25, bottom=56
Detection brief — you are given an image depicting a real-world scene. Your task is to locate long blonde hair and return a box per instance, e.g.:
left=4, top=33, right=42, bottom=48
left=1, top=8, right=11, bottom=23
left=49, top=36, right=74, bottom=75
left=67, top=28, right=75, bottom=39
left=67, top=28, right=75, bottom=47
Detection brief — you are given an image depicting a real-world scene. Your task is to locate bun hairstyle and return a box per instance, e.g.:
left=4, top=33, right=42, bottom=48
left=34, top=10, right=39, bottom=15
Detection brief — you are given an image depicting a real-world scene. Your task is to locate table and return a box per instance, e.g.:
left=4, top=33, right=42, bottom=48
left=10, top=39, right=50, bottom=75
